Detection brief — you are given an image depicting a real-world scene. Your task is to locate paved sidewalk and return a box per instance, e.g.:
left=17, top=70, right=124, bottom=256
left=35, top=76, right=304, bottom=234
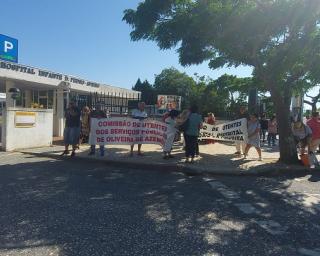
left=16, top=141, right=318, bottom=176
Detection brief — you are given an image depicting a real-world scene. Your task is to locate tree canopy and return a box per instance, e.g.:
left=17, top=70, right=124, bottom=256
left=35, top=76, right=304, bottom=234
left=124, top=0, right=320, bottom=163
left=133, top=68, right=253, bottom=117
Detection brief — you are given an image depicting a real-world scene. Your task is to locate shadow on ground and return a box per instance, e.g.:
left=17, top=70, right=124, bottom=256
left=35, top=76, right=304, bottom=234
left=0, top=155, right=319, bottom=255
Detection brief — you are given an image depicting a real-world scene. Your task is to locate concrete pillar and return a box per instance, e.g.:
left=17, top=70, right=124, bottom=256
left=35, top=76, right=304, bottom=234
left=25, top=90, right=32, bottom=108
left=5, top=80, right=15, bottom=108
left=54, top=88, right=65, bottom=137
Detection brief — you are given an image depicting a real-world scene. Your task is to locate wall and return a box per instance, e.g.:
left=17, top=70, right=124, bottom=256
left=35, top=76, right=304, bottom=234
left=3, top=107, right=53, bottom=151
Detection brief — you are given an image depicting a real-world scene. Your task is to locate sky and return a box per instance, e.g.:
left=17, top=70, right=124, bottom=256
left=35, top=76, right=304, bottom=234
left=0, top=0, right=253, bottom=90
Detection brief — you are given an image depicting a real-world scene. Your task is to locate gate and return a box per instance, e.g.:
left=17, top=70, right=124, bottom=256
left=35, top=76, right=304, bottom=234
left=73, top=92, right=140, bottom=116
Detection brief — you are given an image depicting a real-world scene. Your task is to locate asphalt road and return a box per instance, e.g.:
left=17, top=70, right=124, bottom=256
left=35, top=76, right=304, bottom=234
left=0, top=152, right=319, bottom=256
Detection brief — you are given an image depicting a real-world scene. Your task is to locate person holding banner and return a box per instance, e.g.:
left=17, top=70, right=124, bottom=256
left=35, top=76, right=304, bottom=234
left=88, top=106, right=107, bottom=157
left=184, top=105, right=202, bottom=163
left=205, top=113, right=216, bottom=144
left=244, top=114, right=262, bottom=161
left=163, top=110, right=179, bottom=159
left=234, top=106, right=249, bottom=156
left=130, top=102, right=148, bottom=157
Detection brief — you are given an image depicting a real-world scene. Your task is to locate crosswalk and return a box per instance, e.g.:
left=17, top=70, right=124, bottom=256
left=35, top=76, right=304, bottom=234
left=205, top=178, right=320, bottom=256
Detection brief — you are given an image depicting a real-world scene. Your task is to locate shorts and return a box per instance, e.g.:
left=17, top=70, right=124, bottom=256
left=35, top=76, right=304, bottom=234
left=64, top=127, right=81, bottom=145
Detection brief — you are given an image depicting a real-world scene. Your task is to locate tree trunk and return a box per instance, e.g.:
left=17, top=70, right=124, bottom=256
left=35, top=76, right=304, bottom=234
left=270, top=86, right=299, bottom=164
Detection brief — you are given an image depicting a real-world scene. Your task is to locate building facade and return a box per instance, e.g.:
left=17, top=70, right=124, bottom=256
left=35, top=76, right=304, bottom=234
left=0, top=60, right=140, bottom=150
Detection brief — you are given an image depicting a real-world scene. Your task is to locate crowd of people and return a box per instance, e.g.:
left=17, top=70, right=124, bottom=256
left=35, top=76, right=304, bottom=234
left=60, top=101, right=320, bottom=167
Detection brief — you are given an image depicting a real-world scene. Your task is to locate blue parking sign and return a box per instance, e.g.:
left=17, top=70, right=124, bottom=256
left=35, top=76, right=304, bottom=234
left=0, top=34, right=18, bottom=63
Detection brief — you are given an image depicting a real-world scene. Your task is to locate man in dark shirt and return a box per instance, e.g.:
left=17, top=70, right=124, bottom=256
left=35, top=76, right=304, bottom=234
left=259, top=113, right=269, bottom=143
left=61, top=102, right=81, bottom=157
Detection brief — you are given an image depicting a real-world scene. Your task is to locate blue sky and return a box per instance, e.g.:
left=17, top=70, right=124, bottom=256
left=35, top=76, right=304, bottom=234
left=0, top=0, right=253, bottom=89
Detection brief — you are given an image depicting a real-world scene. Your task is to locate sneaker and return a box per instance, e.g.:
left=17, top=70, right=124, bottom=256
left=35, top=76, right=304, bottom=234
left=234, top=151, right=241, bottom=155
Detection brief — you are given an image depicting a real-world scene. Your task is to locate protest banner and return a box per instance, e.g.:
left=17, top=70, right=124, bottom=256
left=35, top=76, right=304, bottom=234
left=199, top=118, right=248, bottom=142
left=89, top=117, right=168, bottom=146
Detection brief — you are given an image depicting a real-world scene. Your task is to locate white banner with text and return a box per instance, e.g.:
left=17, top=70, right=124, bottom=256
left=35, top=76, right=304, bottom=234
left=199, top=118, right=248, bottom=142
left=89, top=118, right=168, bottom=146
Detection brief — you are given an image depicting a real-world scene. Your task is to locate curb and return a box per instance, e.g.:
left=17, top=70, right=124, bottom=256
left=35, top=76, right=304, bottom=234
left=18, top=150, right=316, bottom=177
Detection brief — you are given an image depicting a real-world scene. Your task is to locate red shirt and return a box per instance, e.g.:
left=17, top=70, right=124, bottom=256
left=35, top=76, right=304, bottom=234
left=307, top=117, right=320, bottom=139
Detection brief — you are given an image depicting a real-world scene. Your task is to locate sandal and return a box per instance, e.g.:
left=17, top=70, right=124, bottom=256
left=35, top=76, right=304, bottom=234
left=61, top=150, right=70, bottom=156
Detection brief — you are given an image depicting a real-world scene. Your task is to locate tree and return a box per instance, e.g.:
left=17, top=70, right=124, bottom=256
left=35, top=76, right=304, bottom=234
left=123, top=0, right=320, bottom=163
left=153, top=67, right=196, bottom=109
left=132, top=78, right=156, bottom=105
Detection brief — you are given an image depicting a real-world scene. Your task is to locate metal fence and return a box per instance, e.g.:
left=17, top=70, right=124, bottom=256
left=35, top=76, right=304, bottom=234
left=73, top=92, right=140, bottom=116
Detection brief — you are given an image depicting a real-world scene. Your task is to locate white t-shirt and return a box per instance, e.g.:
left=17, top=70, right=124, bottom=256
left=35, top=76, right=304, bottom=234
left=131, top=109, right=148, bottom=119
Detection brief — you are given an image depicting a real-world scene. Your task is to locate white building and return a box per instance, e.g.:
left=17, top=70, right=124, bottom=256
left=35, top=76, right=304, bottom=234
left=0, top=60, right=140, bottom=151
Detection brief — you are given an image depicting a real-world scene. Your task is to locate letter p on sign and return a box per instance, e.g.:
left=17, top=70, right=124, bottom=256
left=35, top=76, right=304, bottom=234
left=0, top=34, right=18, bottom=63
left=4, top=41, right=13, bottom=52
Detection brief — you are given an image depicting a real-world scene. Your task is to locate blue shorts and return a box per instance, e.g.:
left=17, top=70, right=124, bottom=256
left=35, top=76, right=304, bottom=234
left=64, top=127, right=80, bottom=145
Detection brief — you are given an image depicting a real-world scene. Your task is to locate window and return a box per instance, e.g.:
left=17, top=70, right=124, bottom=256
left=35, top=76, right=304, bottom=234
left=31, top=90, right=54, bottom=109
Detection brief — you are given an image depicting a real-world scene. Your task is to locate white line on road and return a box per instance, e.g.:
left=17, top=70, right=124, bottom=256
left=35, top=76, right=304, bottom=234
left=298, top=248, right=320, bottom=256
left=208, top=181, right=240, bottom=199
left=234, top=203, right=261, bottom=215
left=254, top=220, right=287, bottom=235
left=207, top=180, right=288, bottom=236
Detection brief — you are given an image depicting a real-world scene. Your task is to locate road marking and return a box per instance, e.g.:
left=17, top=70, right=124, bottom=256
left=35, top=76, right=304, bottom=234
left=207, top=180, right=288, bottom=236
left=208, top=181, right=240, bottom=199
left=234, top=203, right=261, bottom=214
left=254, top=220, right=287, bottom=235
left=298, top=248, right=320, bottom=256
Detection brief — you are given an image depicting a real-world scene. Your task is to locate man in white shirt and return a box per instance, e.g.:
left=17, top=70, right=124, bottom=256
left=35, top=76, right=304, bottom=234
left=130, top=102, right=148, bottom=156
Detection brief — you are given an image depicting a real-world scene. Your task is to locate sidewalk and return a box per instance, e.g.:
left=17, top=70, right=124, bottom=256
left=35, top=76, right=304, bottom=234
left=17, top=141, right=317, bottom=176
